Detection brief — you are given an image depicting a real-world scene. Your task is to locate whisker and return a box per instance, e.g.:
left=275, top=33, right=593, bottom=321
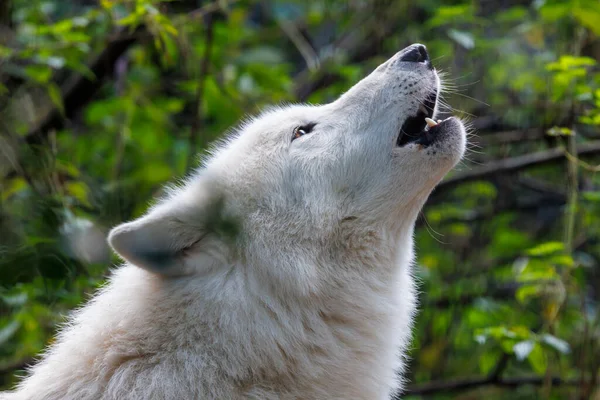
left=420, top=213, right=447, bottom=244
left=462, top=155, right=484, bottom=165
left=467, top=143, right=484, bottom=150
left=465, top=148, right=485, bottom=155
left=430, top=54, right=448, bottom=63
left=446, top=92, right=490, bottom=107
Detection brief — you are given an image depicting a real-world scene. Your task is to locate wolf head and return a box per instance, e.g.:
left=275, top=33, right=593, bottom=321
left=108, top=44, right=466, bottom=283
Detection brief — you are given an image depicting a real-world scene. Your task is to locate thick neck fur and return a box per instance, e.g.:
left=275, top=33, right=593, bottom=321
left=175, top=214, right=418, bottom=397
left=147, top=222, right=416, bottom=399
left=7, top=218, right=417, bottom=400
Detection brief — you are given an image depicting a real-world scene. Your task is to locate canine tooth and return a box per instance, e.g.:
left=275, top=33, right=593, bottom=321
left=425, top=117, right=437, bottom=128
left=437, top=119, right=442, bottom=123
left=419, top=105, right=428, bottom=114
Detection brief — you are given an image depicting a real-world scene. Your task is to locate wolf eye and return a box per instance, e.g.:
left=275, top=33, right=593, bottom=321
left=292, top=123, right=316, bottom=141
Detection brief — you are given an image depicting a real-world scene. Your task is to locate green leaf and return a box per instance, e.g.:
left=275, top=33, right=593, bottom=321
left=47, top=83, right=65, bottom=116
left=546, top=55, right=596, bottom=72
left=26, top=237, right=56, bottom=246
left=100, top=0, right=114, bottom=10
left=574, top=5, right=600, bottom=36
left=518, top=260, right=559, bottom=282
left=526, top=242, right=565, bottom=257
left=475, top=326, right=532, bottom=344
left=549, top=254, right=575, bottom=268
left=65, top=181, right=91, bottom=207
left=583, top=191, right=600, bottom=202
left=448, top=29, right=475, bottom=50
left=1, top=177, right=28, bottom=201
left=540, top=334, right=570, bottom=354
left=516, top=284, right=541, bottom=303
left=574, top=252, right=596, bottom=268
left=24, top=65, right=52, bottom=83
left=488, top=227, right=532, bottom=258
left=0, top=320, right=21, bottom=345
left=496, top=6, right=528, bottom=22
left=478, top=350, right=501, bottom=375
left=580, top=114, right=600, bottom=126
left=527, top=343, right=547, bottom=374
left=0, top=45, right=14, bottom=58
left=428, top=4, right=474, bottom=28
left=56, top=160, right=81, bottom=179
left=546, top=126, right=573, bottom=136
left=72, top=16, right=90, bottom=27
left=40, top=56, right=66, bottom=69
left=238, top=47, right=286, bottom=65
left=513, top=340, right=534, bottom=361
left=117, top=13, right=142, bottom=27
left=539, top=3, right=571, bottom=21
left=0, top=292, right=28, bottom=307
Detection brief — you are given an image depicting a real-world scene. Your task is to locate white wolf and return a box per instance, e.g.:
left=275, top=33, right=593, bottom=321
left=2, top=44, right=466, bottom=400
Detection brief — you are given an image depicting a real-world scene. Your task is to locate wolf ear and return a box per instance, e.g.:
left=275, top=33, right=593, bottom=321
left=108, top=192, right=240, bottom=277
left=108, top=179, right=240, bottom=276
left=108, top=206, right=206, bottom=277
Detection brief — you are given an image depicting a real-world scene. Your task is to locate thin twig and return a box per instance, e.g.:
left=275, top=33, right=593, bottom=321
left=473, top=128, right=543, bottom=146
left=564, top=149, right=600, bottom=172
left=427, top=283, right=518, bottom=308
left=275, top=18, right=319, bottom=71
left=188, top=0, right=236, bottom=20
left=112, top=55, right=129, bottom=181
left=402, top=375, right=580, bottom=396
left=564, top=135, right=578, bottom=254
left=292, top=4, right=407, bottom=101
left=437, top=141, right=600, bottom=191
left=23, top=28, right=143, bottom=146
left=419, top=195, right=565, bottom=228
left=2, top=2, right=230, bottom=181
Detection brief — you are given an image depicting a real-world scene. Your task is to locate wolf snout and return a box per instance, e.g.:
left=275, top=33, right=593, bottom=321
left=398, top=43, right=433, bottom=70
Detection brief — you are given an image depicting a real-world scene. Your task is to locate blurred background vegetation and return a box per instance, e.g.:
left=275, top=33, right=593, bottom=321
left=1, top=0, right=599, bottom=398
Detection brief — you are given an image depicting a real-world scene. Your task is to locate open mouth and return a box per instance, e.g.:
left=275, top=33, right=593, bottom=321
left=396, top=90, right=440, bottom=147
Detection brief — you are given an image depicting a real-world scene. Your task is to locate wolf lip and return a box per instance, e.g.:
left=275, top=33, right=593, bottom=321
left=396, top=90, right=438, bottom=147
left=414, top=118, right=445, bottom=146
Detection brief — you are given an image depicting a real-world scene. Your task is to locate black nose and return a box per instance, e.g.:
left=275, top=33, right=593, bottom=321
left=399, top=44, right=430, bottom=63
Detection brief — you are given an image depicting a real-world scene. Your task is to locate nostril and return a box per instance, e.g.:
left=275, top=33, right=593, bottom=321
left=399, top=44, right=430, bottom=63
left=417, top=45, right=429, bottom=62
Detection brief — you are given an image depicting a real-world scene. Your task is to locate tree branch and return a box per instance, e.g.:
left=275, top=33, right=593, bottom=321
left=24, top=29, right=144, bottom=146
left=426, top=283, right=518, bottom=308
left=19, top=1, right=230, bottom=147
left=2, top=2, right=230, bottom=182
left=419, top=194, right=565, bottom=229
left=401, top=375, right=580, bottom=396
left=275, top=18, right=319, bottom=72
left=474, top=128, right=544, bottom=147
left=438, top=141, right=600, bottom=191
left=292, top=2, right=412, bottom=101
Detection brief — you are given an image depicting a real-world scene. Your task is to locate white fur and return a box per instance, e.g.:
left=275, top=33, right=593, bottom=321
left=2, top=45, right=466, bottom=400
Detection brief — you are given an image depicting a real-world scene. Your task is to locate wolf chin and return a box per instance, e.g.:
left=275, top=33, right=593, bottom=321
left=2, top=44, right=466, bottom=400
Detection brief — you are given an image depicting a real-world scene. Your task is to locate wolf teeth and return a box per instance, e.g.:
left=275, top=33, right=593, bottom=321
left=425, top=117, right=437, bottom=128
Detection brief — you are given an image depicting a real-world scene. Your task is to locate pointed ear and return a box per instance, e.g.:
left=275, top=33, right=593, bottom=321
left=108, top=186, right=241, bottom=277
left=108, top=207, right=205, bottom=277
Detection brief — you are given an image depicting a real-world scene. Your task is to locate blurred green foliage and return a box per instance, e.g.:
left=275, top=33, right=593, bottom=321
left=1, top=0, right=600, bottom=398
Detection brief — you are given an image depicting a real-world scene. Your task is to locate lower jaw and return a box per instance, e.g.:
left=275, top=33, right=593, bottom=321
left=396, top=117, right=453, bottom=148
